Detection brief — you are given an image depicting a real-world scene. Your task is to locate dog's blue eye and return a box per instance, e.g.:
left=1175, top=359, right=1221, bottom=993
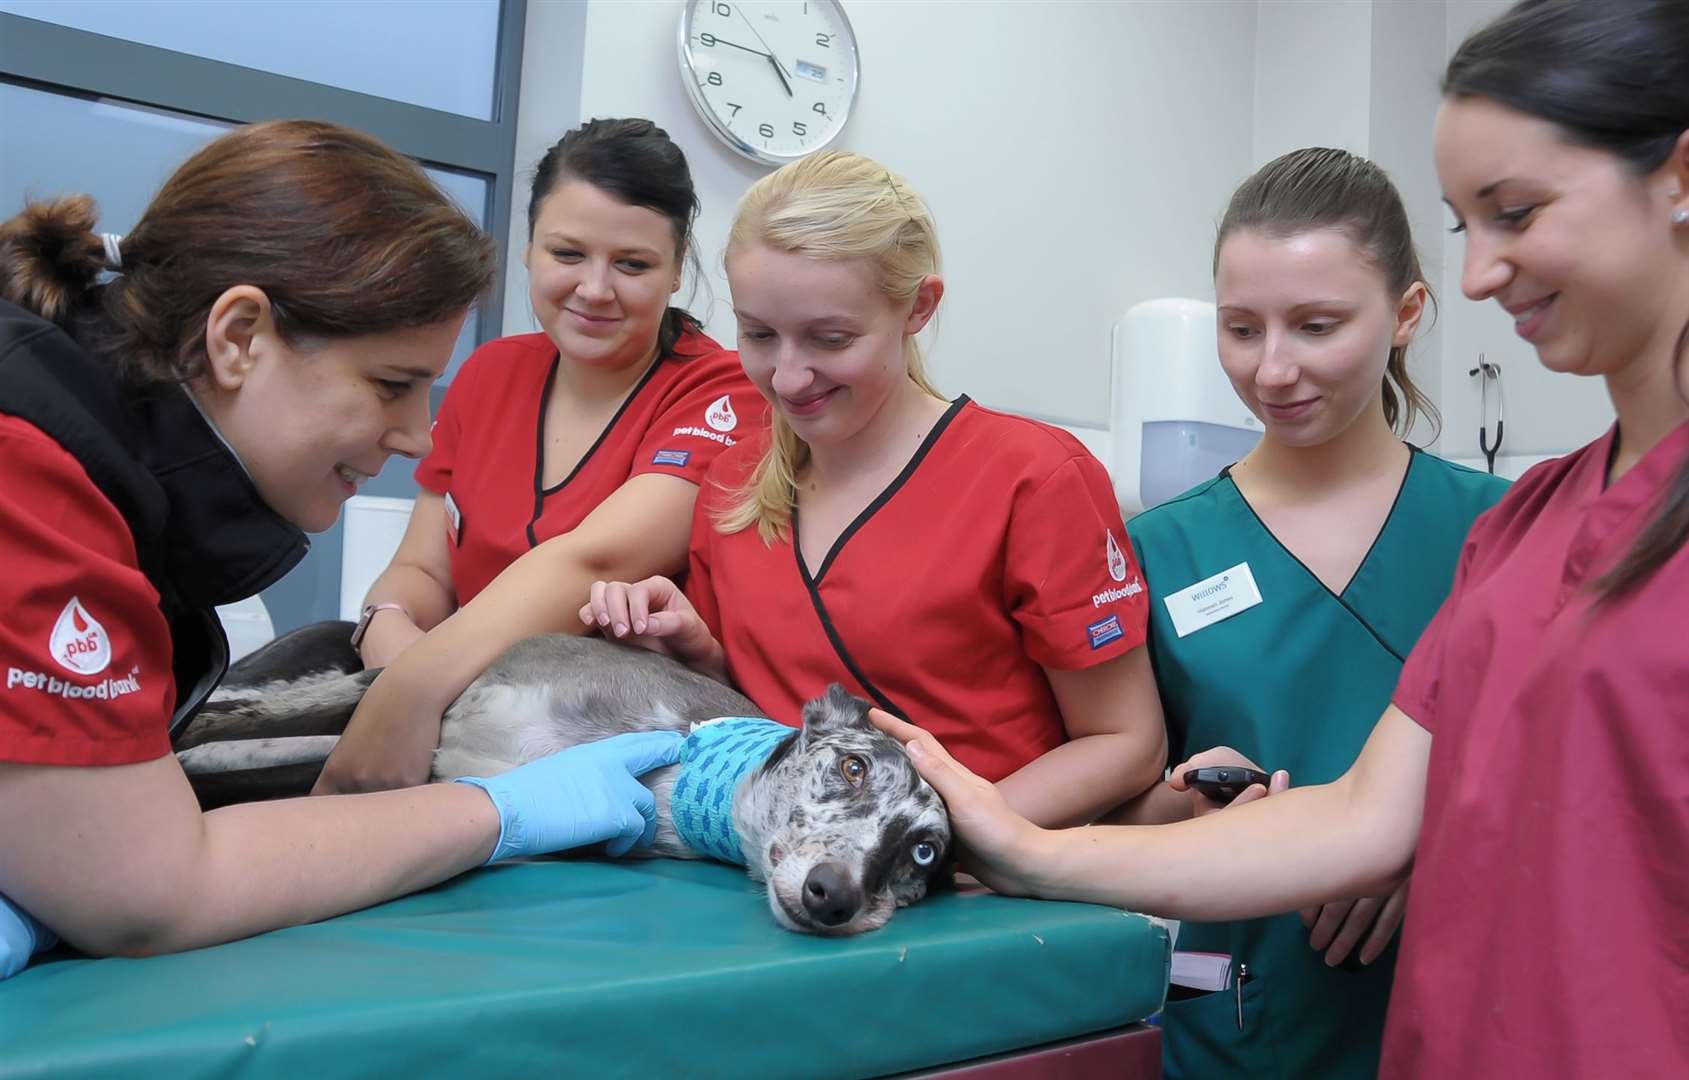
left=911, top=841, right=937, bottom=866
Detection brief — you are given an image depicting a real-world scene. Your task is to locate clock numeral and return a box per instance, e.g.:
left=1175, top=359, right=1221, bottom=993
left=758, top=122, right=776, bottom=138
left=792, top=121, right=807, bottom=137
left=699, top=32, right=717, bottom=47
left=815, top=33, right=832, bottom=48
left=706, top=71, right=724, bottom=87
left=812, top=102, right=828, bottom=117
left=726, top=101, right=743, bottom=118
left=712, top=1, right=731, bottom=16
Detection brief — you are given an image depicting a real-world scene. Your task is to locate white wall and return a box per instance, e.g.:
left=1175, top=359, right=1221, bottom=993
left=521, top=0, right=1258, bottom=431
left=508, top=0, right=1615, bottom=460
left=1252, top=1, right=1373, bottom=165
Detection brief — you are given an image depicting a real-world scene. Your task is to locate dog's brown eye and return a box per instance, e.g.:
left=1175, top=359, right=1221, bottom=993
left=839, top=754, right=867, bottom=787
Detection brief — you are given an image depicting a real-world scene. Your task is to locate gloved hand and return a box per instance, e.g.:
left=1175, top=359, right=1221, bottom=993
left=456, top=730, right=684, bottom=864
left=1, top=890, right=56, bottom=981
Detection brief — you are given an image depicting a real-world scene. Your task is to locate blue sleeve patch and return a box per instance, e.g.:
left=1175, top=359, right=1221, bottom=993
left=652, top=449, right=692, bottom=467
left=1086, top=614, right=1124, bottom=650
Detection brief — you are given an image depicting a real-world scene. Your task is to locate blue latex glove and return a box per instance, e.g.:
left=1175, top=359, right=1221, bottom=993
left=456, top=730, right=683, bottom=863
left=1, top=890, right=56, bottom=981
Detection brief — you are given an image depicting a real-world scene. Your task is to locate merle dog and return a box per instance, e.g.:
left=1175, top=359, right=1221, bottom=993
left=173, top=623, right=951, bottom=936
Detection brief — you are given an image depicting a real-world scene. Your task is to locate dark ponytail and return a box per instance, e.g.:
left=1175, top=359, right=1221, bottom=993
left=1215, top=147, right=1441, bottom=440
left=527, top=117, right=703, bottom=357
left=0, top=194, right=108, bottom=326
left=1447, top=0, right=1689, bottom=600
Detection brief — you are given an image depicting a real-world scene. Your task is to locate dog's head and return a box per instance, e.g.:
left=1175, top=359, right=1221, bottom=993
left=734, top=685, right=952, bottom=936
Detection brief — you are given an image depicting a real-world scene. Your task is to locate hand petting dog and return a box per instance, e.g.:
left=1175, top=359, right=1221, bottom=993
left=868, top=709, right=1050, bottom=899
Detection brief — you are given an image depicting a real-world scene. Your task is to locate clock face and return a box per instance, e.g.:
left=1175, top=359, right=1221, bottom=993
left=678, top=0, right=860, bottom=166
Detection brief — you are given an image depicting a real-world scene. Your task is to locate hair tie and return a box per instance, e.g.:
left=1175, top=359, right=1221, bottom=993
left=99, top=233, right=124, bottom=272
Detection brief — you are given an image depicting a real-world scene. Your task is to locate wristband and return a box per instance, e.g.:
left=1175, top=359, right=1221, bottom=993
left=349, top=602, right=408, bottom=653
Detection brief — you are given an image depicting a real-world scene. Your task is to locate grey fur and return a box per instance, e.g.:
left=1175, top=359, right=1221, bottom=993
left=182, top=627, right=950, bottom=935
left=174, top=670, right=377, bottom=749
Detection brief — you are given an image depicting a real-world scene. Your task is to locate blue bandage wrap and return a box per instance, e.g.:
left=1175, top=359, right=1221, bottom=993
left=669, top=716, right=795, bottom=865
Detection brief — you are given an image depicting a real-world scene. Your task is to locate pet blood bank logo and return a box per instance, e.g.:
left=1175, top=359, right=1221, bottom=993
left=705, top=394, right=738, bottom=433
left=1106, top=530, right=1129, bottom=583
left=50, top=596, right=112, bottom=676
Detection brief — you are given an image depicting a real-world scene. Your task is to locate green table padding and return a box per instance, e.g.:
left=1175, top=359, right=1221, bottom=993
left=0, top=859, right=1170, bottom=1078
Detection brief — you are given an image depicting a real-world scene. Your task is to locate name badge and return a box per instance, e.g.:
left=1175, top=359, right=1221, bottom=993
left=1164, top=562, right=1263, bottom=638
left=443, top=492, right=463, bottom=546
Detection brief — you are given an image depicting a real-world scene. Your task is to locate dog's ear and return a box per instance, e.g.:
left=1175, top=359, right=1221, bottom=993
left=800, top=684, right=874, bottom=736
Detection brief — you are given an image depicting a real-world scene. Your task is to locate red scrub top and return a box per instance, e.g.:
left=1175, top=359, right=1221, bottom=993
left=687, top=396, right=1149, bottom=782
left=1384, top=420, right=1689, bottom=1079
left=415, top=329, right=760, bottom=604
left=0, top=416, right=176, bottom=766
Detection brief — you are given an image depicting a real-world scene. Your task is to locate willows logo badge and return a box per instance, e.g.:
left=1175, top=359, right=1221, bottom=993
left=50, top=597, right=112, bottom=676
left=1106, top=530, right=1128, bottom=583
left=706, top=394, right=738, bottom=433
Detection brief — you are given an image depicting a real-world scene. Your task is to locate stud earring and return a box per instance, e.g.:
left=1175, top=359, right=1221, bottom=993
left=1674, top=208, right=1689, bottom=226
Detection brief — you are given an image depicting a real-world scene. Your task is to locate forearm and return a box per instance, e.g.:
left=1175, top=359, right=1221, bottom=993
left=1023, top=774, right=1413, bottom=919
left=362, top=562, right=455, bottom=635
left=74, top=785, right=497, bottom=957
left=380, top=543, right=610, bottom=714
left=1099, top=779, right=1192, bottom=826
left=997, top=728, right=1167, bottom=829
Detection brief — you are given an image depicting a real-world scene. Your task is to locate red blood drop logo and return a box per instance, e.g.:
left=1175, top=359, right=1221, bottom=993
left=49, top=596, right=113, bottom=676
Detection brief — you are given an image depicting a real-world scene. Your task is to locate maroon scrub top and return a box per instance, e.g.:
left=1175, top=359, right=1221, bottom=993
left=1385, top=419, right=1689, bottom=1079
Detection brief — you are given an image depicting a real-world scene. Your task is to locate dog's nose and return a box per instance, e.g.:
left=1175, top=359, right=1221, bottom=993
left=801, top=862, right=861, bottom=927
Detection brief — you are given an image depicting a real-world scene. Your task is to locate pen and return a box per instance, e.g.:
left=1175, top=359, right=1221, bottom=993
left=1235, top=961, right=1249, bottom=1031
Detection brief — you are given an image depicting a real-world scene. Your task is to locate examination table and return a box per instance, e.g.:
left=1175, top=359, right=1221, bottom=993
left=0, top=859, right=1168, bottom=1078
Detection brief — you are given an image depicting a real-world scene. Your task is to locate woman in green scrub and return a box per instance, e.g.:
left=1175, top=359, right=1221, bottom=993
left=1119, top=148, right=1509, bottom=1078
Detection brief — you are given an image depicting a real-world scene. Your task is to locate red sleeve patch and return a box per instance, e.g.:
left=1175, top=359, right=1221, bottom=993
left=1004, top=454, right=1149, bottom=669
left=0, top=420, right=176, bottom=765
left=633, top=351, right=766, bottom=486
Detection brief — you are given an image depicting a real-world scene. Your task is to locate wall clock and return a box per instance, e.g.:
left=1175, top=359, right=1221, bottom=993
left=678, top=0, right=861, bottom=166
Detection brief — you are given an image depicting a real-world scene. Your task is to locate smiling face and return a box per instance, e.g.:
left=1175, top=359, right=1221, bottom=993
left=525, top=179, right=682, bottom=372
left=1435, top=95, right=1687, bottom=381
left=204, top=301, right=465, bottom=533
left=727, top=243, right=938, bottom=448
left=1214, top=228, right=1422, bottom=448
left=735, top=686, right=951, bottom=936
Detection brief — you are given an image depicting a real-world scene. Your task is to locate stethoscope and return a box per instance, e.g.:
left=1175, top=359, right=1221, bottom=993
left=1469, top=355, right=1504, bottom=474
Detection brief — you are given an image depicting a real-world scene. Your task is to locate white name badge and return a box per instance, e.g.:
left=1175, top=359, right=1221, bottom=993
left=1164, top=562, right=1264, bottom=638
left=443, top=492, right=463, bottom=546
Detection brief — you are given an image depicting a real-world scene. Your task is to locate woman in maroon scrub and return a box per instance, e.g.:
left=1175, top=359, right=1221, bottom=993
left=872, top=3, right=1689, bottom=1077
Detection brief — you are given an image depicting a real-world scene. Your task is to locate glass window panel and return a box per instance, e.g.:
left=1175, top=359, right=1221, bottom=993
left=2, top=83, right=492, bottom=383
left=0, top=0, right=500, bottom=119
left=421, top=166, right=490, bottom=382
left=0, top=81, right=229, bottom=233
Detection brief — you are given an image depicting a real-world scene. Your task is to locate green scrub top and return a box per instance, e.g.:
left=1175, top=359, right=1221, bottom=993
left=1127, top=448, right=1507, bottom=1080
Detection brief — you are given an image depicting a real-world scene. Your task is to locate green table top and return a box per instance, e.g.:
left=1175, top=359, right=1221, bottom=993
left=0, top=859, right=1169, bottom=1078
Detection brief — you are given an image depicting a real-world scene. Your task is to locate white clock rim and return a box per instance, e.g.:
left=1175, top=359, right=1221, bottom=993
left=675, top=0, right=861, bottom=168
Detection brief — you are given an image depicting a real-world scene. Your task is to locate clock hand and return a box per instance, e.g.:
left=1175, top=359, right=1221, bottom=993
left=710, top=36, right=773, bottom=61
left=735, top=4, right=796, bottom=97
left=765, top=53, right=794, bottom=98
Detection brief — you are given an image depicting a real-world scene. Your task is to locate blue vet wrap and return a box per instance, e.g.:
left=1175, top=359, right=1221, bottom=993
left=669, top=716, right=795, bottom=865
